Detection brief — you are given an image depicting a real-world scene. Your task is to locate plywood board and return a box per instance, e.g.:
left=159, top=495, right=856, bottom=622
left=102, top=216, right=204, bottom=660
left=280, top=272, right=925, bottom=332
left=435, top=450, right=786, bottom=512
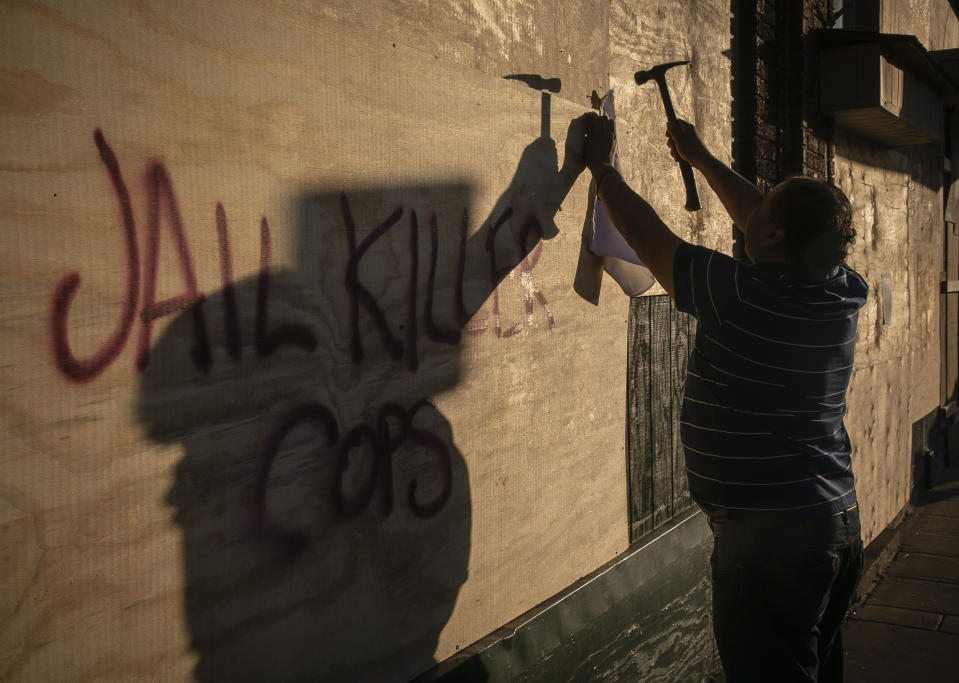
left=0, top=2, right=631, bottom=680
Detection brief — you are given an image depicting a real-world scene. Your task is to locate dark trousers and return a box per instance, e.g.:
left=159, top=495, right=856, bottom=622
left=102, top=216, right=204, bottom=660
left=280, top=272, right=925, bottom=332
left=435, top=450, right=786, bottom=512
left=708, top=506, right=863, bottom=683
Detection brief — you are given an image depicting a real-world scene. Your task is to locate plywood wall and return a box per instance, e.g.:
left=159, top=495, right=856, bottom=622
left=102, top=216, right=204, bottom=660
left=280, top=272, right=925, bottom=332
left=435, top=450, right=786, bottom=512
left=0, top=2, right=635, bottom=680
left=1, top=1, right=739, bottom=680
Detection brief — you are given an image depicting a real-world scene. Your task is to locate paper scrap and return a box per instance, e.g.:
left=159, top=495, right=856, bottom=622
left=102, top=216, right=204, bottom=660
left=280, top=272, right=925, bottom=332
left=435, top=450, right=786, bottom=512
left=590, top=91, right=656, bottom=297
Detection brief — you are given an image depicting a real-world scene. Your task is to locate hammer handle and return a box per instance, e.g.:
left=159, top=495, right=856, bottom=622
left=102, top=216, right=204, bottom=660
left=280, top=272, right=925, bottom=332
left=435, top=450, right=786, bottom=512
left=657, top=80, right=678, bottom=122
left=657, top=80, right=701, bottom=212
left=679, top=157, right=701, bottom=211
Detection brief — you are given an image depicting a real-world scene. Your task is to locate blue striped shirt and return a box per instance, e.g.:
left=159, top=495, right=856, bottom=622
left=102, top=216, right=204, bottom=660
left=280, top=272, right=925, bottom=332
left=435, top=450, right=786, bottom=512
left=673, top=243, right=869, bottom=518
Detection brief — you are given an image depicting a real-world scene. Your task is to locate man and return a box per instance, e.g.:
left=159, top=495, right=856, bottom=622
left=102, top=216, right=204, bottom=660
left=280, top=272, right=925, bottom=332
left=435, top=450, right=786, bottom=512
left=571, top=113, right=868, bottom=682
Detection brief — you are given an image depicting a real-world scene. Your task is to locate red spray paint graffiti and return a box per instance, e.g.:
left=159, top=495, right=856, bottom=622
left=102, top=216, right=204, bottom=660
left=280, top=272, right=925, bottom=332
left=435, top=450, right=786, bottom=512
left=136, top=161, right=211, bottom=373
left=48, top=129, right=556, bottom=531
left=49, top=130, right=140, bottom=382
left=50, top=130, right=328, bottom=381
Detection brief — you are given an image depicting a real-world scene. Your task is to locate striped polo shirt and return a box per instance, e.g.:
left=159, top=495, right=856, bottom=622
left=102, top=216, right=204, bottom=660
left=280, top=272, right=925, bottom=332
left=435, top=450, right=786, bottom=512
left=673, top=243, right=869, bottom=518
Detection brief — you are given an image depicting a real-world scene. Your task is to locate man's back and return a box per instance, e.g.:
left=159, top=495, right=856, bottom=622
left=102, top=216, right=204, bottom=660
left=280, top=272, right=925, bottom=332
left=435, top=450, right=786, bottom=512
left=673, top=243, right=869, bottom=517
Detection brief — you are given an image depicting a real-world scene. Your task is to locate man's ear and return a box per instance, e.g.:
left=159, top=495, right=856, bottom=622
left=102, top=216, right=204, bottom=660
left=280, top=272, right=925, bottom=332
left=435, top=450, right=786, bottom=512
left=761, top=223, right=786, bottom=248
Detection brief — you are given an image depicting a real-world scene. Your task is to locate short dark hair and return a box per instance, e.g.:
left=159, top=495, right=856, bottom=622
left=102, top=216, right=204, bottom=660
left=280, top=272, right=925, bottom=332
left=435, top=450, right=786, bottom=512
left=768, top=176, right=856, bottom=276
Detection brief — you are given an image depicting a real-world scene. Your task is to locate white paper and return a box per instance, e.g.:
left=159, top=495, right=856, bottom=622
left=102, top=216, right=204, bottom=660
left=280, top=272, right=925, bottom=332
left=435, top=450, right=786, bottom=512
left=590, top=91, right=656, bottom=297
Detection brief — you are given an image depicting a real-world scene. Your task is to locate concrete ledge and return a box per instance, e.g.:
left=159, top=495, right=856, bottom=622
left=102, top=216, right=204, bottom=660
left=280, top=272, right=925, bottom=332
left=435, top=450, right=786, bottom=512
left=420, top=509, right=718, bottom=682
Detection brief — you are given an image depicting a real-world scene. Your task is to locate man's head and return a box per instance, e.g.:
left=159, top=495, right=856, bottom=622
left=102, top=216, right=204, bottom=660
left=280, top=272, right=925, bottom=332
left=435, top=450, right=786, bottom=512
left=745, top=176, right=855, bottom=277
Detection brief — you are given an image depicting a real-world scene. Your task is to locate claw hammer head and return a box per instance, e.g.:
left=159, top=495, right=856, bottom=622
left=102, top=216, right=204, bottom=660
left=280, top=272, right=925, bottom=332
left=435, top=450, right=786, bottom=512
left=634, top=60, right=690, bottom=123
left=633, top=60, right=690, bottom=87
left=633, top=60, right=701, bottom=211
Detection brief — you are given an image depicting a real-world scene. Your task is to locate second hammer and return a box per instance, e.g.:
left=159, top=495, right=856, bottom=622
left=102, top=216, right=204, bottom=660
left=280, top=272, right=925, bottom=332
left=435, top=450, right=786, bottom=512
left=634, top=60, right=701, bottom=212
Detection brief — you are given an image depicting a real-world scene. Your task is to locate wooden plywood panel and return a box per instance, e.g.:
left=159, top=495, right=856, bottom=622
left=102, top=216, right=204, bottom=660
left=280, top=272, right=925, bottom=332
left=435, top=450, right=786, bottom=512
left=648, top=300, right=673, bottom=532
left=670, top=308, right=696, bottom=515
left=627, top=300, right=654, bottom=538
left=0, top=2, right=632, bottom=680
left=626, top=296, right=695, bottom=543
left=456, top=511, right=717, bottom=681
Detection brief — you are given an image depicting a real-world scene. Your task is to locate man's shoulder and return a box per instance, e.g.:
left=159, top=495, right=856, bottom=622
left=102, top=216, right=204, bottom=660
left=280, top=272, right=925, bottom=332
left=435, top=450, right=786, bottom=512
left=674, top=242, right=741, bottom=276
left=836, top=262, right=869, bottom=295
left=810, top=262, right=870, bottom=309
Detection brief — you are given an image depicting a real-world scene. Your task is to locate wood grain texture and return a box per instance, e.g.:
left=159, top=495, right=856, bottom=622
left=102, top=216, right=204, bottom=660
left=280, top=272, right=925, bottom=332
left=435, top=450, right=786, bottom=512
left=1, top=2, right=634, bottom=680
left=627, top=298, right=654, bottom=538
left=557, top=516, right=716, bottom=683
left=0, top=0, right=744, bottom=679
left=627, top=296, right=696, bottom=543
left=670, top=308, right=695, bottom=516
left=431, top=511, right=718, bottom=683
left=649, top=299, right=673, bottom=531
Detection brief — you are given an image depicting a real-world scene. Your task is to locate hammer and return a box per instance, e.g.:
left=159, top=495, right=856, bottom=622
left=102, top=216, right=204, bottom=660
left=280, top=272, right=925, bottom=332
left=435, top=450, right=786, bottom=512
left=634, top=60, right=700, bottom=211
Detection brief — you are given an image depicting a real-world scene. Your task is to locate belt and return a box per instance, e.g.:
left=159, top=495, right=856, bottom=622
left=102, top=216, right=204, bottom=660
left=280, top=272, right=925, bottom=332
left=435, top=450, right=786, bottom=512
left=706, top=503, right=861, bottom=542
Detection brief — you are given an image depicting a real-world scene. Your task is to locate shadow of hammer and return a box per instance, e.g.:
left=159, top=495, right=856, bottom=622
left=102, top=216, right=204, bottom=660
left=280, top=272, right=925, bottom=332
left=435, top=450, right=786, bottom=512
left=634, top=60, right=700, bottom=211
left=504, top=74, right=561, bottom=140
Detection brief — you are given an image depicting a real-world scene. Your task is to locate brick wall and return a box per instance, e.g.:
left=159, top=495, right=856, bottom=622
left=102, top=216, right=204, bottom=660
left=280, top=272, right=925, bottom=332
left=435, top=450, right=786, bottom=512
left=798, top=1, right=833, bottom=180
left=730, top=0, right=835, bottom=257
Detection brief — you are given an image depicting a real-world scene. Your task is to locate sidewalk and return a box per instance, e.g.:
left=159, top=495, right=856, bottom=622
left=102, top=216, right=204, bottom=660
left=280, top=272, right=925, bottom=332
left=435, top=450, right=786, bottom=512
left=844, top=464, right=959, bottom=683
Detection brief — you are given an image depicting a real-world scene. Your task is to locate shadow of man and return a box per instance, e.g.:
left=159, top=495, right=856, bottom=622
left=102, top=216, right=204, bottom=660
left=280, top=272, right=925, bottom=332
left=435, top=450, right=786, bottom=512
left=137, top=98, right=583, bottom=682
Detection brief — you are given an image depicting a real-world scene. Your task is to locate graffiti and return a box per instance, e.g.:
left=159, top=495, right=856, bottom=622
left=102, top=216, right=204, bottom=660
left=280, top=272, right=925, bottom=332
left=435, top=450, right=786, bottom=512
left=342, top=192, right=555, bottom=369
left=480, top=206, right=556, bottom=338
left=342, top=197, right=407, bottom=366
left=136, top=160, right=211, bottom=373
left=50, top=129, right=554, bottom=383
left=338, top=399, right=451, bottom=521
left=50, top=128, right=559, bottom=538
left=255, top=216, right=319, bottom=358
left=486, top=241, right=555, bottom=339
left=254, top=397, right=451, bottom=549
left=49, top=131, right=318, bottom=381
left=214, top=202, right=241, bottom=360
left=424, top=209, right=468, bottom=345
left=49, top=130, right=139, bottom=383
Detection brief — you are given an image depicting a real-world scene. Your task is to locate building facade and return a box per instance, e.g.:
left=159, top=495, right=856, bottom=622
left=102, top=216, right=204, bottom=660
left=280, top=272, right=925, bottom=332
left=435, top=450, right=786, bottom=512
left=1, top=1, right=956, bottom=681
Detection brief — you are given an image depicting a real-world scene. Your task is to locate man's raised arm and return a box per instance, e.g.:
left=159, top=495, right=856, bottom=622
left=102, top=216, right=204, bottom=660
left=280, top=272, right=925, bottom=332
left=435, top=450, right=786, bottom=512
left=666, top=119, right=763, bottom=231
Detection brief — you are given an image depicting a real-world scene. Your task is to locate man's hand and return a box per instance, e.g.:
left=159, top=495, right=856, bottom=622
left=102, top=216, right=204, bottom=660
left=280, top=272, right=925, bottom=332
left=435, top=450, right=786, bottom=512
left=667, top=119, right=763, bottom=230
left=666, top=119, right=710, bottom=170
left=567, top=112, right=617, bottom=176
left=582, top=112, right=616, bottom=173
